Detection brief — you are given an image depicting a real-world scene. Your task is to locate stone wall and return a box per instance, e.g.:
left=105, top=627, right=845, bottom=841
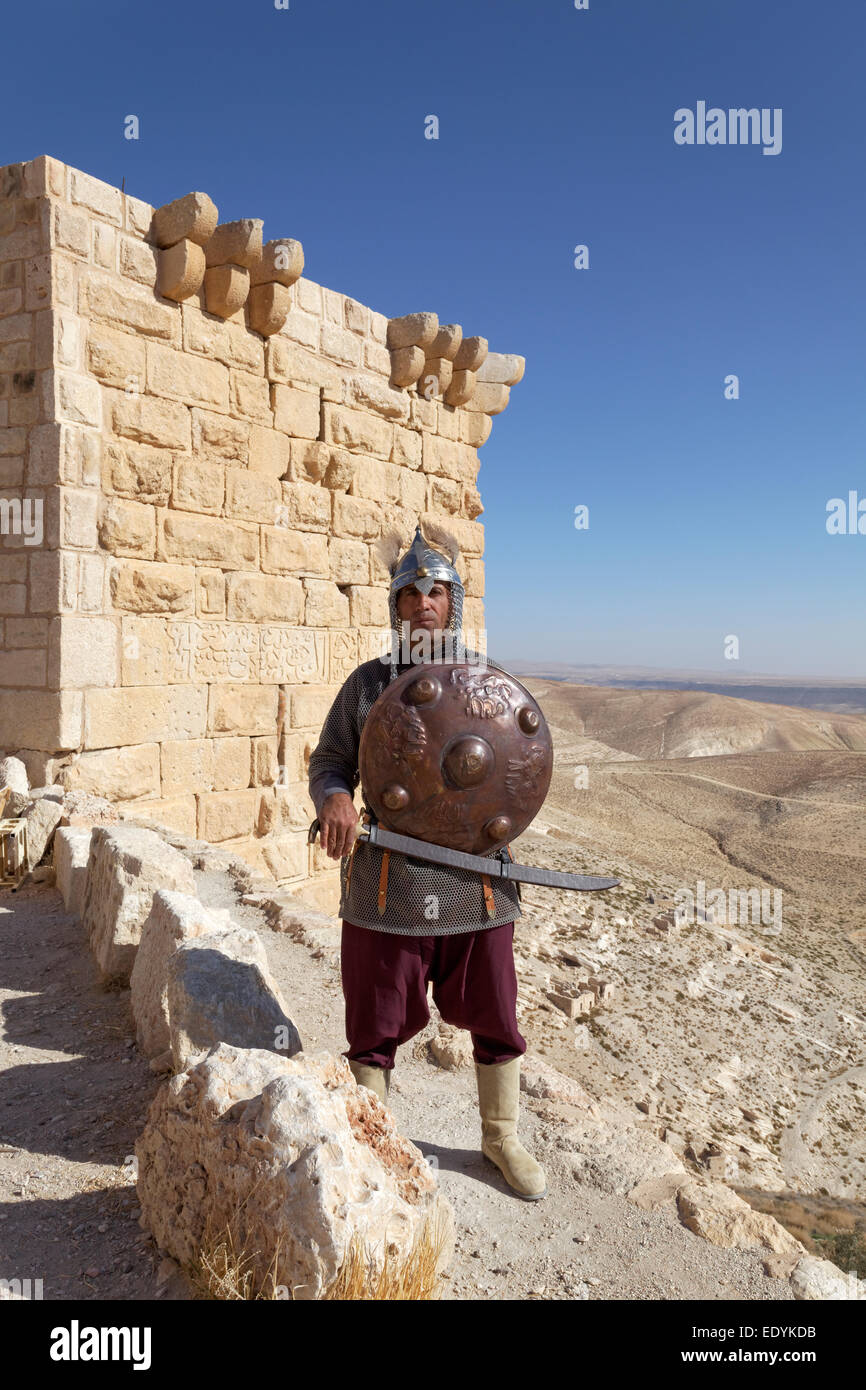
left=0, top=154, right=524, bottom=909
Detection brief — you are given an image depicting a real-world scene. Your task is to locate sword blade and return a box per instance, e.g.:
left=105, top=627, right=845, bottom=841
left=360, top=823, right=619, bottom=892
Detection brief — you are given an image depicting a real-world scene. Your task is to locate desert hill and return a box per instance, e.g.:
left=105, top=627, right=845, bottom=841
left=521, top=680, right=866, bottom=761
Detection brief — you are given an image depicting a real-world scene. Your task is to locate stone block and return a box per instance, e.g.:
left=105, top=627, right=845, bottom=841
left=453, top=335, right=488, bottom=372
left=212, top=736, right=251, bottom=791
left=97, top=496, right=156, bottom=558
left=110, top=391, right=191, bottom=450
left=63, top=744, right=161, bottom=800
left=147, top=341, right=229, bottom=411
left=130, top=887, right=235, bottom=1058
left=386, top=311, right=439, bottom=351
left=428, top=323, right=462, bottom=360
left=208, top=684, right=278, bottom=737
left=84, top=685, right=208, bottom=750
left=103, top=440, right=171, bottom=504
left=171, top=458, right=224, bottom=514
left=278, top=479, right=331, bottom=532
left=225, top=573, right=304, bottom=623
left=108, top=560, right=194, bottom=614
left=81, top=270, right=178, bottom=342
left=160, top=511, right=259, bottom=569
left=303, top=579, right=349, bottom=627
left=248, top=424, right=290, bottom=478
left=53, top=825, right=93, bottom=917
left=81, top=823, right=196, bottom=985
left=272, top=383, right=320, bottom=439
left=249, top=238, right=304, bottom=288
left=389, top=345, right=425, bottom=387
left=204, top=219, right=264, bottom=269
left=464, top=381, right=510, bottom=415
left=157, top=239, right=206, bottom=302
left=204, top=264, right=249, bottom=319
left=476, top=352, right=525, bottom=385
left=150, top=192, right=219, bottom=250
left=225, top=468, right=281, bottom=525
left=197, top=788, right=258, bottom=842
left=160, top=739, right=215, bottom=798
left=48, top=614, right=119, bottom=690
left=248, top=282, right=291, bottom=337
left=261, top=526, right=328, bottom=577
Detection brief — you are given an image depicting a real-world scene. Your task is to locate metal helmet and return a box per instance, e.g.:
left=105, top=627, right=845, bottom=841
left=381, top=523, right=467, bottom=680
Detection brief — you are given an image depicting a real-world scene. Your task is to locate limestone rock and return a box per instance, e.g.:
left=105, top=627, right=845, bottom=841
left=476, top=352, right=525, bottom=386
left=789, top=1254, right=866, bottom=1300
left=428, top=323, right=463, bottom=360
left=204, top=218, right=264, bottom=269
left=157, top=239, right=206, bottom=303
left=443, top=369, right=476, bottom=407
left=150, top=191, right=219, bottom=249
left=250, top=238, right=304, bottom=288
left=130, top=888, right=236, bottom=1059
left=464, top=382, right=510, bottom=416
left=58, top=790, right=120, bottom=828
left=53, top=826, right=94, bottom=917
left=135, top=1043, right=454, bottom=1299
left=386, top=312, right=439, bottom=352
left=248, top=283, right=291, bottom=337
left=676, top=1177, right=806, bottom=1254
left=452, top=335, right=488, bottom=372
left=204, top=264, right=250, bottom=319
left=166, top=929, right=301, bottom=1071
left=0, top=756, right=28, bottom=796
left=429, top=1027, right=473, bottom=1070
left=389, top=345, right=426, bottom=388
left=21, top=796, right=64, bottom=869
left=520, top=1055, right=600, bottom=1115
left=564, top=1116, right=687, bottom=1195
left=81, top=825, right=197, bottom=985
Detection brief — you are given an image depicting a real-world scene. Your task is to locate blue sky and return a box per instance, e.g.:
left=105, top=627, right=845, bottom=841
left=3, top=0, right=864, bottom=676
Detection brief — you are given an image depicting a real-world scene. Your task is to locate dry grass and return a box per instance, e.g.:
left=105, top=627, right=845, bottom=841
left=190, top=1193, right=452, bottom=1301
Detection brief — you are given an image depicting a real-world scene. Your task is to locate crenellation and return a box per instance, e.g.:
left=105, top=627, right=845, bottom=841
left=0, top=154, right=525, bottom=893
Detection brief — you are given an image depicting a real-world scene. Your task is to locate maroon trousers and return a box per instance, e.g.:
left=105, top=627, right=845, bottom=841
left=340, top=918, right=526, bottom=1071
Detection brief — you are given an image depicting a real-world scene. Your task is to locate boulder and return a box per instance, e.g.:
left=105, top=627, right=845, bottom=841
left=53, top=826, right=94, bottom=917
left=564, top=1116, right=687, bottom=1195
left=81, top=825, right=196, bottom=985
left=520, top=1056, right=600, bottom=1116
left=429, top=1027, right=473, bottom=1071
left=166, top=928, right=302, bottom=1071
left=790, top=1254, right=866, bottom=1301
left=130, top=889, right=235, bottom=1059
left=676, top=1177, right=806, bottom=1254
left=21, top=797, right=64, bottom=869
left=0, top=756, right=28, bottom=797
left=135, top=1043, right=454, bottom=1299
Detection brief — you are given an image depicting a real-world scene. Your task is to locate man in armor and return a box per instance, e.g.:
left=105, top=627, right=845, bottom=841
left=308, top=521, right=547, bottom=1200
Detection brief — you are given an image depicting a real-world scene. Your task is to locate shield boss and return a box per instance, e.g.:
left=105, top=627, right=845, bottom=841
left=359, top=663, right=553, bottom=854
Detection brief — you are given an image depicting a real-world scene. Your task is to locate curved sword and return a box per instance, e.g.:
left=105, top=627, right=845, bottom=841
left=308, top=819, right=619, bottom=892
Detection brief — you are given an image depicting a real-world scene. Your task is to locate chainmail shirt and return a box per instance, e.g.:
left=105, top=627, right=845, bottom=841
left=308, top=650, right=523, bottom=935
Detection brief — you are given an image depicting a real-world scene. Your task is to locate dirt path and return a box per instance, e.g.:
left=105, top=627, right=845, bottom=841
left=0, top=881, right=188, bottom=1300
left=1, top=869, right=796, bottom=1301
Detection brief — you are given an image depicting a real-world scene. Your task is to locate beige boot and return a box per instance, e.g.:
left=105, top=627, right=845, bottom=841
left=348, top=1059, right=391, bottom=1109
left=475, top=1057, right=547, bottom=1200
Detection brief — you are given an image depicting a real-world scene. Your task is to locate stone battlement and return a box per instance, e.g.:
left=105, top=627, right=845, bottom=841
left=0, top=154, right=525, bottom=907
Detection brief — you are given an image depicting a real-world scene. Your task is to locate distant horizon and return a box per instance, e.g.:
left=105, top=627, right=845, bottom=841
left=497, top=658, right=866, bottom=685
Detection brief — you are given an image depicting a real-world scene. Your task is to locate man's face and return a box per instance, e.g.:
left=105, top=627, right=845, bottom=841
left=396, top=581, right=451, bottom=642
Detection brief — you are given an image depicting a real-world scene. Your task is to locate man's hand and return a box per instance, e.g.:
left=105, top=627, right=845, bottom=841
left=319, top=792, right=360, bottom=859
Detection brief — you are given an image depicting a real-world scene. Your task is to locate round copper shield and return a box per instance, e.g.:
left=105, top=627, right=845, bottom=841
left=358, top=662, right=553, bottom=854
